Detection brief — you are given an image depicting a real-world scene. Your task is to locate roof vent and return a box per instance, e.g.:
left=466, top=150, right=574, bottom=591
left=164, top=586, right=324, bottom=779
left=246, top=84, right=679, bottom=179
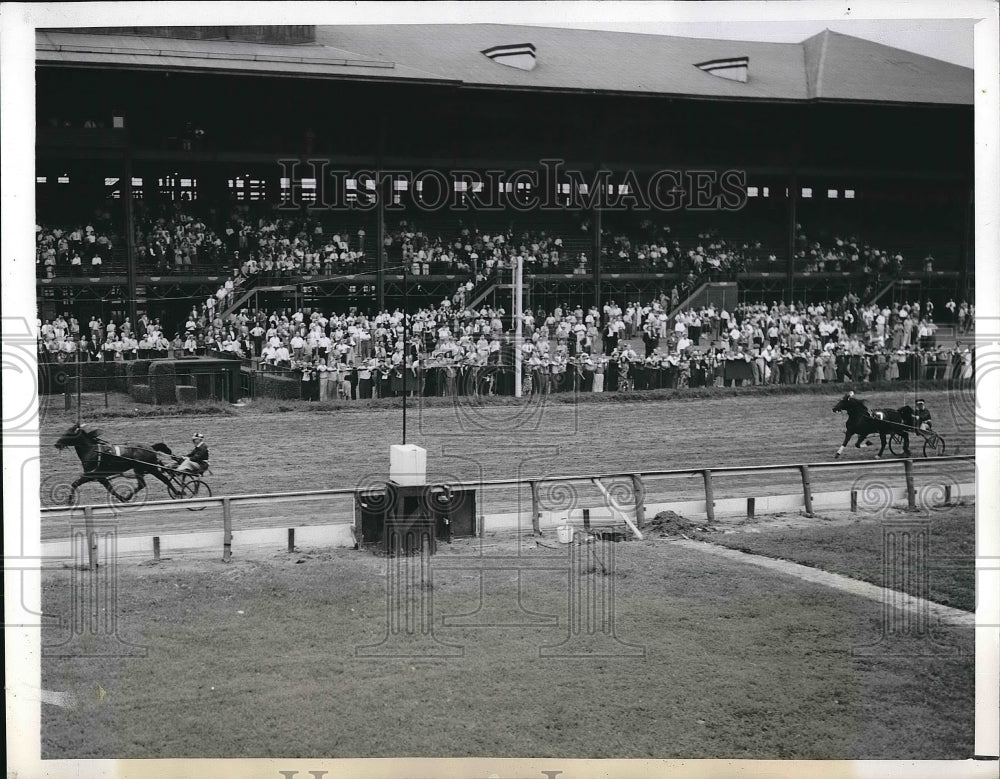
left=695, top=56, right=749, bottom=83
left=482, top=43, right=536, bottom=71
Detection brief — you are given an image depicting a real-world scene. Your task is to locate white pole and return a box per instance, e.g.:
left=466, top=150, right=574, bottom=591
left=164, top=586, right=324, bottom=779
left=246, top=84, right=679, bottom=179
left=514, top=255, right=523, bottom=398
left=591, top=478, right=644, bottom=540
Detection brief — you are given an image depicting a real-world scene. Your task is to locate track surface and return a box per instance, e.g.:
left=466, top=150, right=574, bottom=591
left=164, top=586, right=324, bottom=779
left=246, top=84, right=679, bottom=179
left=39, top=388, right=974, bottom=541
left=38, top=392, right=977, bottom=760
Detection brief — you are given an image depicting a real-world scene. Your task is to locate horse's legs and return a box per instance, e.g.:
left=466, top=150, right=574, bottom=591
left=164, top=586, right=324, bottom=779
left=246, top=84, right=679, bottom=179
left=97, top=477, right=119, bottom=499
left=836, top=430, right=853, bottom=458
left=67, top=474, right=95, bottom=505
left=875, top=433, right=887, bottom=459
left=142, top=466, right=174, bottom=494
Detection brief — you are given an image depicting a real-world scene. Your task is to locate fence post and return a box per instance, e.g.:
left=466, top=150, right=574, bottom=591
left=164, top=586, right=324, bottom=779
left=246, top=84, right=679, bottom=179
left=287, top=528, right=295, bottom=553
left=153, top=536, right=160, bottom=562
left=903, top=459, right=917, bottom=511
left=800, top=464, right=814, bottom=517
left=631, top=473, right=646, bottom=529
left=222, top=497, right=233, bottom=562
left=850, top=490, right=858, bottom=512
left=64, top=374, right=72, bottom=411
left=702, top=470, right=715, bottom=522
left=84, top=505, right=98, bottom=570
left=747, top=497, right=755, bottom=519
left=529, top=480, right=541, bottom=535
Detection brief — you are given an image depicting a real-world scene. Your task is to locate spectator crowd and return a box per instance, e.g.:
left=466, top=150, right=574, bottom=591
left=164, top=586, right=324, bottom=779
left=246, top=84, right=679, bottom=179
left=38, top=289, right=976, bottom=402
left=35, top=213, right=120, bottom=278
left=39, top=197, right=951, bottom=290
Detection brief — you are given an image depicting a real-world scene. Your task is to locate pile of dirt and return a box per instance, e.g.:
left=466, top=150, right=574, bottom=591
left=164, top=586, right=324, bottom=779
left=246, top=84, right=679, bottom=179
left=646, top=511, right=714, bottom=538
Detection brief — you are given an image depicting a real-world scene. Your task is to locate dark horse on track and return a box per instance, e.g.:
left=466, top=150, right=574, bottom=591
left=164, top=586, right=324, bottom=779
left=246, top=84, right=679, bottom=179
left=54, top=424, right=175, bottom=504
left=832, top=392, right=914, bottom=459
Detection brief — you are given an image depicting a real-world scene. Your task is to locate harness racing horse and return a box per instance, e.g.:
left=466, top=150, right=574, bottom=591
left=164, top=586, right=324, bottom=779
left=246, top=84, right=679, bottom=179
left=832, top=393, right=911, bottom=459
left=53, top=424, right=175, bottom=505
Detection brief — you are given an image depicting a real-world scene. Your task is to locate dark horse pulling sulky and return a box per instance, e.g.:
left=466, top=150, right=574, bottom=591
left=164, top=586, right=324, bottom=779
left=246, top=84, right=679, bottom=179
left=53, top=424, right=177, bottom=504
left=832, top=392, right=914, bottom=459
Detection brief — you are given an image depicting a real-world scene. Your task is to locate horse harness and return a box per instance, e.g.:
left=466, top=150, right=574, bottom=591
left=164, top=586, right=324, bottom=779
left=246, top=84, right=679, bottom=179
left=90, top=443, right=129, bottom=472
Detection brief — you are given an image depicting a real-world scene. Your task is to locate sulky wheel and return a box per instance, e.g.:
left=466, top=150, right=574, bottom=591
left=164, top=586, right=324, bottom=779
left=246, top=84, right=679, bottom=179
left=923, top=433, right=946, bottom=458
left=177, top=476, right=212, bottom=511
left=888, top=434, right=908, bottom=457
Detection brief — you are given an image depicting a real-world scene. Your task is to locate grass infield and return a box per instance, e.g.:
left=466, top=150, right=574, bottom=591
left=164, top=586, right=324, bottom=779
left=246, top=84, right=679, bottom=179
left=41, top=531, right=973, bottom=760
left=703, top=504, right=975, bottom=612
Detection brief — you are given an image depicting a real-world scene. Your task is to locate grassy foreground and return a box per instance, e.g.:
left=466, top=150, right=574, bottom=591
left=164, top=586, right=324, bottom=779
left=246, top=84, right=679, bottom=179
left=41, top=532, right=973, bottom=760
left=705, top=504, right=975, bottom=612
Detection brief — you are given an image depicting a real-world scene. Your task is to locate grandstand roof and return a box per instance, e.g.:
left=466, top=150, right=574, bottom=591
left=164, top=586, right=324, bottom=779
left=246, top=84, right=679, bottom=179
left=37, top=24, right=972, bottom=106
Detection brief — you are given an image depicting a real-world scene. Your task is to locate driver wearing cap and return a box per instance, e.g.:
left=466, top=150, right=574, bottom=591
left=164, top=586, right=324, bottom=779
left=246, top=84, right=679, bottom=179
left=914, top=399, right=932, bottom=430
left=176, top=432, right=210, bottom=473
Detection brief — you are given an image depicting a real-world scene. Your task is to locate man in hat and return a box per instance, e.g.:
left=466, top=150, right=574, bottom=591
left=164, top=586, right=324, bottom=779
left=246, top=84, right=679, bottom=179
left=176, top=433, right=210, bottom=474
left=913, top=399, right=932, bottom=430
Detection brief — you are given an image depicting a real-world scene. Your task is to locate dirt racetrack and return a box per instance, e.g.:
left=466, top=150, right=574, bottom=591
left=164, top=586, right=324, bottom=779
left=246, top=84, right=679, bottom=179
left=39, top=387, right=975, bottom=541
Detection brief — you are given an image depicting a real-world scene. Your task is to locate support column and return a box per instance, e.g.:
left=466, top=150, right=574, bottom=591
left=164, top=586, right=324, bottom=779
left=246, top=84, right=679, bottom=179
left=376, top=109, right=386, bottom=311
left=592, top=201, right=603, bottom=313
left=959, top=185, right=973, bottom=302
left=122, top=144, right=138, bottom=325
left=787, top=172, right=798, bottom=304
left=515, top=255, right=523, bottom=398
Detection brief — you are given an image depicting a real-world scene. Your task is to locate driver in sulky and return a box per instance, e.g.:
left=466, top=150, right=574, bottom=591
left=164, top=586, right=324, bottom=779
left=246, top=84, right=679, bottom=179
left=175, top=432, right=210, bottom=473
left=913, top=398, right=932, bottom=430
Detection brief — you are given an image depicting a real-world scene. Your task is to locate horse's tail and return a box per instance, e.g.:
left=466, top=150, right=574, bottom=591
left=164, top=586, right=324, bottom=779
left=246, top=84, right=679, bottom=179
left=152, top=442, right=173, bottom=455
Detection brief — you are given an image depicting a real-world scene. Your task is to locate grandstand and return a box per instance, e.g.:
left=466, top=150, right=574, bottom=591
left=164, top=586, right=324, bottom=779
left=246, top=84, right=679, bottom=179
left=35, top=24, right=973, bottom=329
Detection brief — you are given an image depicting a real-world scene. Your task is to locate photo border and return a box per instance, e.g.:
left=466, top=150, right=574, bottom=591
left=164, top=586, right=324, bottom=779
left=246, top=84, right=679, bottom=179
left=4, top=2, right=998, bottom=778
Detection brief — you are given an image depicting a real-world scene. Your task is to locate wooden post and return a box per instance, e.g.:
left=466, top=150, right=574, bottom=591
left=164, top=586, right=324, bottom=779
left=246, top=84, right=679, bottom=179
left=747, top=497, right=755, bottom=519
left=153, top=536, right=160, bottom=562
left=582, top=508, right=591, bottom=531
left=850, top=490, right=858, bottom=512
left=702, top=470, right=715, bottom=522
left=631, top=473, right=646, bottom=529
left=222, top=497, right=233, bottom=561
left=904, top=459, right=917, bottom=511
left=944, top=485, right=952, bottom=506
left=287, top=528, right=295, bottom=552
left=800, top=464, right=814, bottom=517
left=84, top=505, right=98, bottom=570
left=64, top=375, right=72, bottom=411
left=529, top=480, right=541, bottom=536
